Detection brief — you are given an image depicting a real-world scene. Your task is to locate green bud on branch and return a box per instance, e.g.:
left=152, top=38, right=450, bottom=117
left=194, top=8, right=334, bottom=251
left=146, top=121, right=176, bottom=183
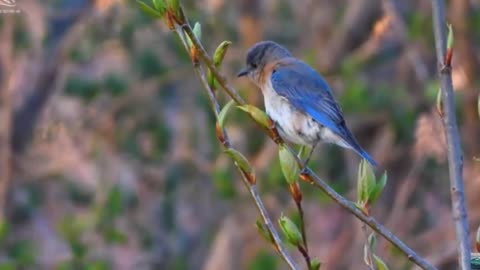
left=237, top=105, right=270, bottom=129
left=166, top=0, right=184, bottom=23
left=309, top=258, right=322, bottom=270
left=445, top=23, right=454, bottom=67
left=218, top=100, right=235, bottom=129
left=255, top=219, right=274, bottom=244
left=209, top=41, right=232, bottom=88
left=447, top=23, right=454, bottom=50
left=224, top=148, right=254, bottom=176
left=369, top=172, right=387, bottom=205
left=278, top=214, right=303, bottom=246
left=152, top=0, right=166, bottom=14
left=357, top=159, right=376, bottom=208
left=137, top=1, right=164, bottom=17
left=279, top=145, right=299, bottom=185
left=185, top=23, right=201, bottom=62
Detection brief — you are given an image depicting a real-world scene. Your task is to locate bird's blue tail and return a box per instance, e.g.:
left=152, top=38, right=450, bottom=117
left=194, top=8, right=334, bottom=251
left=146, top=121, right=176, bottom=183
left=339, top=125, right=378, bottom=167
left=355, top=148, right=378, bottom=167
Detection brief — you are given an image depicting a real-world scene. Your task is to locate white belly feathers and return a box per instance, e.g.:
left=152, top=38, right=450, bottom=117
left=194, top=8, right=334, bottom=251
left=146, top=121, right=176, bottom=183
left=261, top=80, right=348, bottom=148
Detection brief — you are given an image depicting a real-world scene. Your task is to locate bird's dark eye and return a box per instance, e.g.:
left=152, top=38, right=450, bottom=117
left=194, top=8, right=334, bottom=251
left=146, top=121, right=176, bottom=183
left=251, top=63, right=257, bottom=68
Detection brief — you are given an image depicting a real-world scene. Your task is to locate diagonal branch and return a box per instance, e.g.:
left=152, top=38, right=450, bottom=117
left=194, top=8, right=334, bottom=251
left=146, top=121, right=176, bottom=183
left=431, top=0, right=471, bottom=269
left=173, top=27, right=299, bottom=270
left=180, top=21, right=437, bottom=270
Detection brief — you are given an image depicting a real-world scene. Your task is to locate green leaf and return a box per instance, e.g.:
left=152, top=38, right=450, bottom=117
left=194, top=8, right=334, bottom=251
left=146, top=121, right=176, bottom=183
left=237, top=105, right=270, bottom=128
left=137, top=1, right=164, bottom=17
left=278, top=145, right=299, bottom=184
left=186, top=22, right=201, bottom=49
left=447, top=23, right=454, bottom=50
left=167, top=0, right=180, bottom=13
left=369, top=171, right=387, bottom=204
left=357, top=159, right=376, bottom=204
left=255, top=219, right=273, bottom=243
left=278, top=214, right=302, bottom=246
left=152, top=0, right=166, bottom=14
left=310, top=258, right=322, bottom=270
left=192, top=22, right=202, bottom=42
left=218, top=100, right=235, bottom=129
left=224, top=148, right=253, bottom=175
left=373, top=254, right=390, bottom=270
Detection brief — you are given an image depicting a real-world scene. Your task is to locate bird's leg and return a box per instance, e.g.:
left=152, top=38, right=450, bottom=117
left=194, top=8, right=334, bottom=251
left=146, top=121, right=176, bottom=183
left=302, top=144, right=316, bottom=169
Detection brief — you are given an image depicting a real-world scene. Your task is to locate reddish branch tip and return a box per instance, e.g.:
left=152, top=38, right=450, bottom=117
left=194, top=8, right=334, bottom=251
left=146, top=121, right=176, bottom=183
left=267, top=118, right=283, bottom=144
left=215, top=123, right=225, bottom=145
left=445, top=48, right=453, bottom=67
left=289, top=182, right=303, bottom=203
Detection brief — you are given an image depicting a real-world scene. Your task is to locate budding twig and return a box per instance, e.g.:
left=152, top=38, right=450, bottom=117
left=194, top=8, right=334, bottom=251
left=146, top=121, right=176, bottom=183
left=182, top=22, right=438, bottom=269
left=173, top=25, right=299, bottom=270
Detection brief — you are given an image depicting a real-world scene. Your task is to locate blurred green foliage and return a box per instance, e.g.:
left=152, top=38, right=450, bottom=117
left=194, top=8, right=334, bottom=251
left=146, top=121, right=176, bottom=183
left=248, top=251, right=278, bottom=270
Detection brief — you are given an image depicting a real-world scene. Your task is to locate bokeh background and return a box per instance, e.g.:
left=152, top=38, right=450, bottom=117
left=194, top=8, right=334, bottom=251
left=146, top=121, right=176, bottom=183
left=0, top=0, right=480, bottom=269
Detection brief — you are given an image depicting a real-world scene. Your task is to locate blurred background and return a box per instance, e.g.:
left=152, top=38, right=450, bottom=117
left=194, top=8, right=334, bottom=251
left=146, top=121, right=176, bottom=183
left=0, top=0, right=479, bottom=269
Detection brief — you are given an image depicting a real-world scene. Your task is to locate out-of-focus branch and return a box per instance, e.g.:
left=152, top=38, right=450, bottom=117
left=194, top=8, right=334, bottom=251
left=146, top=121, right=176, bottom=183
left=449, top=0, right=480, bottom=155
left=318, top=0, right=382, bottom=72
left=0, top=18, right=14, bottom=220
left=173, top=26, right=299, bottom=270
left=431, top=0, right=471, bottom=269
left=12, top=0, right=92, bottom=153
left=181, top=21, right=437, bottom=270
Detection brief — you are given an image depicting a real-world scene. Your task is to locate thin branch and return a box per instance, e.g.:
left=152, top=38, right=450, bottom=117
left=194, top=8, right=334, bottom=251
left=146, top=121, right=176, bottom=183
left=297, top=245, right=311, bottom=269
left=301, top=168, right=437, bottom=270
left=431, top=0, right=471, bottom=269
left=295, top=200, right=309, bottom=253
left=180, top=22, right=437, bottom=270
left=173, top=27, right=299, bottom=270
left=289, top=182, right=311, bottom=268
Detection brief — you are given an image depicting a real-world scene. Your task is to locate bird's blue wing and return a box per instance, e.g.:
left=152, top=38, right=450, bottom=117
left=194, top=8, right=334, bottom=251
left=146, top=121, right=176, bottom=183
left=270, top=60, right=344, bottom=134
left=270, top=60, right=378, bottom=166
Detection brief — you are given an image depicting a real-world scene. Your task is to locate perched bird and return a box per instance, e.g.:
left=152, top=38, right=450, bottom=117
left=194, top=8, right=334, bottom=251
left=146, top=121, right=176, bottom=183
left=237, top=41, right=377, bottom=166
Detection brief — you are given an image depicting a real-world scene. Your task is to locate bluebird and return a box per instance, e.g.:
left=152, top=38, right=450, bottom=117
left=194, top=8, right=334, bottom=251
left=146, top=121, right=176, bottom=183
left=237, top=41, right=377, bottom=166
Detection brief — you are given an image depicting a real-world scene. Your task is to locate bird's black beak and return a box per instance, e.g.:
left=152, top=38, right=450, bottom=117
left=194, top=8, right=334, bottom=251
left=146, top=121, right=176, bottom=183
left=237, top=68, right=249, bottom=77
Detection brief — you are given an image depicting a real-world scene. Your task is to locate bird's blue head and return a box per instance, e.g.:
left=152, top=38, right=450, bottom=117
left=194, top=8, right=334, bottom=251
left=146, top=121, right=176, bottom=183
left=237, top=41, right=292, bottom=83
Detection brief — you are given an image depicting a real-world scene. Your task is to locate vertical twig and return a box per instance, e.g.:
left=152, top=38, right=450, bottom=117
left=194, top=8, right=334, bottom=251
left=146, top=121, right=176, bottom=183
left=431, top=1, right=471, bottom=269
left=362, top=224, right=377, bottom=270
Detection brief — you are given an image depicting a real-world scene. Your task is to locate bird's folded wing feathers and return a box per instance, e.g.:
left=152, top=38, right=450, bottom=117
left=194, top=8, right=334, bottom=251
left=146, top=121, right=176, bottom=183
left=270, top=60, right=345, bottom=134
